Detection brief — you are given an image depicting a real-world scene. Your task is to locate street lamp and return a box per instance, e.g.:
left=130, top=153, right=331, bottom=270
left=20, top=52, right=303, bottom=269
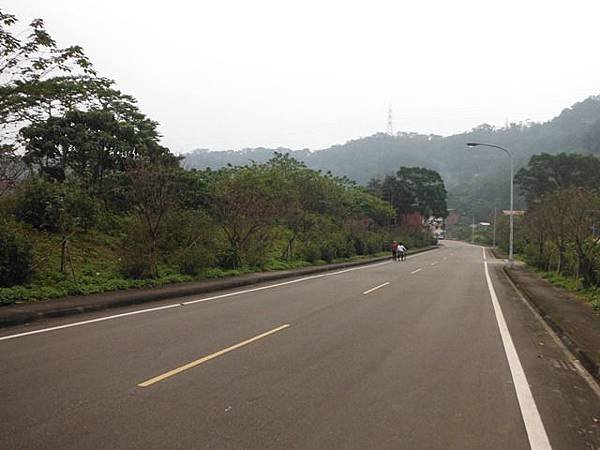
left=466, top=142, right=514, bottom=266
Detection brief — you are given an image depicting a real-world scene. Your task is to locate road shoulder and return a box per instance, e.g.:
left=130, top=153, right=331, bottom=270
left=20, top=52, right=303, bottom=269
left=486, top=254, right=600, bottom=449
left=503, top=261, right=600, bottom=382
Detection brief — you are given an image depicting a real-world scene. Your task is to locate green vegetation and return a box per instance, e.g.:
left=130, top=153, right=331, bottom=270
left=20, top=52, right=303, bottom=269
left=0, top=9, right=443, bottom=305
left=506, top=152, right=600, bottom=307
left=540, top=272, right=600, bottom=311
left=367, top=167, right=448, bottom=219
left=183, top=98, right=600, bottom=223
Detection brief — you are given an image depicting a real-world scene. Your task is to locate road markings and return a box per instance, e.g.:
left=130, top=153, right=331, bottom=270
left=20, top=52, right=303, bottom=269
left=431, top=261, right=438, bottom=266
left=483, top=261, right=551, bottom=449
left=362, top=282, right=390, bottom=295
left=0, top=304, right=182, bottom=342
left=482, top=247, right=487, bottom=260
left=411, top=268, right=422, bottom=274
left=0, top=249, right=441, bottom=342
left=137, top=324, right=290, bottom=388
left=502, top=269, right=600, bottom=399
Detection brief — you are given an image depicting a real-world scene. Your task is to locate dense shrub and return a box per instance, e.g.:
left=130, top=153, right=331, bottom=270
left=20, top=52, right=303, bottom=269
left=13, top=178, right=97, bottom=232
left=0, top=220, right=34, bottom=287
left=298, top=241, right=321, bottom=263
left=173, top=246, right=215, bottom=276
left=117, top=217, right=155, bottom=278
left=119, top=251, right=154, bottom=279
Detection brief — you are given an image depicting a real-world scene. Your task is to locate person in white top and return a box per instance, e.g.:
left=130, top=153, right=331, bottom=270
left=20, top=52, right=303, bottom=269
left=397, top=243, right=407, bottom=261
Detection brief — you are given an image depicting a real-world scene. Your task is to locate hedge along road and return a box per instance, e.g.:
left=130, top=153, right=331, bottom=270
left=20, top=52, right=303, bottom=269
left=1, top=240, right=599, bottom=449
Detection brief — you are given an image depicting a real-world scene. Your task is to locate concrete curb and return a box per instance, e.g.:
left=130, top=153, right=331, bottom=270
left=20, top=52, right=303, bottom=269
left=502, top=266, right=600, bottom=383
left=0, top=246, right=439, bottom=329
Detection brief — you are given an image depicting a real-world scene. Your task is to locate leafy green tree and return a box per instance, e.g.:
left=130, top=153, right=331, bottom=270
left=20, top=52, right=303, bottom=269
left=264, top=154, right=346, bottom=259
left=0, top=9, right=94, bottom=145
left=559, top=188, right=600, bottom=287
left=208, top=164, right=279, bottom=268
left=20, top=109, right=168, bottom=189
left=123, top=155, right=181, bottom=278
left=0, top=9, right=162, bottom=156
left=516, top=152, right=600, bottom=204
left=12, top=177, right=97, bottom=275
left=369, top=167, right=448, bottom=221
left=395, top=167, right=448, bottom=218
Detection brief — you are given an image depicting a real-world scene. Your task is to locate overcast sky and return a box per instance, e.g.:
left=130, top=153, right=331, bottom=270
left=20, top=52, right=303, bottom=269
left=5, top=0, right=600, bottom=153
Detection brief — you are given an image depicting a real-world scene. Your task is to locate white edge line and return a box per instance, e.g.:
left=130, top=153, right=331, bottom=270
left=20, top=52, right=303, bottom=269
left=362, top=282, right=390, bottom=295
left=502, top=268, right=600, bottom=399
left=0, top=249, right=440, bottom=342
left=411, top=268, right=422, bottom=274
left=0, top=303, right=181, bottom=342
left=484, top=260, right=551, bottom=449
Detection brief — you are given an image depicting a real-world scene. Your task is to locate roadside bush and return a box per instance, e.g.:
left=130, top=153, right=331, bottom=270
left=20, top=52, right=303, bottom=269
left=13, top=178, right=60, bottom=231
left=173, top=245, right=215, bottom=276
left=117, top=218, right=155, bottom=279
left=298, top=241, right=321, bottom=263
left=319, top=240, right=337, bottom=263
left=352, top=236, right=367, bottom=255
left=13, top=178, right=97, bottom=232
left=0, top=219, right=34, bottom=287
left=163, top=210, right=220, bottom=275
left=366, top=239, right=381, bottom=254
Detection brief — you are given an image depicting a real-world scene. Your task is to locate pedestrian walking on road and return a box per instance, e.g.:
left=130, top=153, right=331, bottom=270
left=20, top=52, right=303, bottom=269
left=391, top=241, right=398, bottom=261
left=398, top=243, right=407, bottom=261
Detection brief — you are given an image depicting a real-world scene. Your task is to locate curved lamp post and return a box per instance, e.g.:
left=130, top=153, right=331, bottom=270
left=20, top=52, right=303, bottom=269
left=466, top=142, right=514, bottom=266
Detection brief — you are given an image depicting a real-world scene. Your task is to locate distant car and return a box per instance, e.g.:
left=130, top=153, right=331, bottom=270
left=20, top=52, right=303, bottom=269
left=437, top=234, right=445, bottom=240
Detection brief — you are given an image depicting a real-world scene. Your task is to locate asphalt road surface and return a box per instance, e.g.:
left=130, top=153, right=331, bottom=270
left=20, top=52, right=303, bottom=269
left=1, top=241, right=599, bottom=449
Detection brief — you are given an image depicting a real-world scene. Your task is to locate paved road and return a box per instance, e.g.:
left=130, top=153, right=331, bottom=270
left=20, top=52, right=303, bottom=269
left=1, top=241, right=599, bottom=449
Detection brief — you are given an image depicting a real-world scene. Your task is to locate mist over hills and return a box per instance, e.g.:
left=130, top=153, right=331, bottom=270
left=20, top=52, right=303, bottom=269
left=183, top=96, right=600, bottom=220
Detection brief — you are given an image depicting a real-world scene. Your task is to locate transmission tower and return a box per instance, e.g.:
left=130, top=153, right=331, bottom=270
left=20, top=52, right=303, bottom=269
left=387, top=104, right=394, bottom=136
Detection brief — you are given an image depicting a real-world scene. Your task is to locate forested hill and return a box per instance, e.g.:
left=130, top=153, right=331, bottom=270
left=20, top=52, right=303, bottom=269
left=183, top=95, right=600, bottom=219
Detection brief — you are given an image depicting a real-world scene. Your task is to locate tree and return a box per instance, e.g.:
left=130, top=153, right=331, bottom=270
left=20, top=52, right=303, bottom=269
left=20, top=109, right=169, bottom=192
left=0, top=9, right=160, bottom=154
left=12, top=177, right=97, bottom=276
left=0, top=9, right=94, bottom=146
left=521, top=187, right=600, bottom=287
left=516, top=152, right=600, bottom=204
left=209, top=165, right=279, bottom=268
left=0, top=145, right=25, bottom=197
left=523, top=192, right=570, bottom=272
left=396, top=167, right=448, bottom=218
left=368, top=167, right=448, bottom=221
left=560, top=188, right=600, bottom=287
left=124, top=156, right=181, bottom=278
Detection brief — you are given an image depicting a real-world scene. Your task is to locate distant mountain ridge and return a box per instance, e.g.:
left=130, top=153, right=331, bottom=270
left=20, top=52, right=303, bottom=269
left=183, top=95, right=600, bottom=218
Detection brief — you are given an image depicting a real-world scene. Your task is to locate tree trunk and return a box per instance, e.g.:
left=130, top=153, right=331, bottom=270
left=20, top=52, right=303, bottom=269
left=60, top=237, right=67, bottom=273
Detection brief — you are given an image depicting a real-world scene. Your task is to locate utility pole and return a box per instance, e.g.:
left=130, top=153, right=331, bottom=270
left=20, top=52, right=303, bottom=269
left=492, top=206, right=497, bottom=248
left=471, top=215, right=475, bottom=244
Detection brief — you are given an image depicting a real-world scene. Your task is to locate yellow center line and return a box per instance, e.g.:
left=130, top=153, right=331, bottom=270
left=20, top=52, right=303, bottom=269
left=137, top=324, right=290, bottom=388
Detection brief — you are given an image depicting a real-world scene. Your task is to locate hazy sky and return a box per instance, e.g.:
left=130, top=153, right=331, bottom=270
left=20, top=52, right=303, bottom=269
left=5, top=1, right=600, bottom=153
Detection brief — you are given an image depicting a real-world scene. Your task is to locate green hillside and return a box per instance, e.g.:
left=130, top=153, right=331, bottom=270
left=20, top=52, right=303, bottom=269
left=184, top=96, right=600, bottom=221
